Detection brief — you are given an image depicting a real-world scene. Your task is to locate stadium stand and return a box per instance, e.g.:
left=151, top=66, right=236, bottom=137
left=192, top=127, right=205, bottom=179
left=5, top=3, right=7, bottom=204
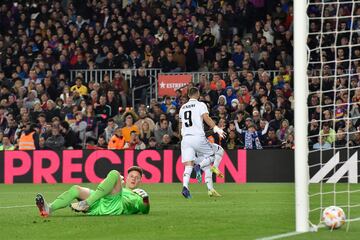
left=0, top=0, right=294, bottom=150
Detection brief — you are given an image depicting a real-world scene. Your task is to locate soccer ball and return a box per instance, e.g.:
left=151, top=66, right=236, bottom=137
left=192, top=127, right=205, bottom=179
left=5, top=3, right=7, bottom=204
left=322, top=206, right=346, bottom=229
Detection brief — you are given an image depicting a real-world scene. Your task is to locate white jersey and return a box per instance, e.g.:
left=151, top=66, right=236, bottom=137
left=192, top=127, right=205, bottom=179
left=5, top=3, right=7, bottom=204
left=179, top=99, right=208, bottom=137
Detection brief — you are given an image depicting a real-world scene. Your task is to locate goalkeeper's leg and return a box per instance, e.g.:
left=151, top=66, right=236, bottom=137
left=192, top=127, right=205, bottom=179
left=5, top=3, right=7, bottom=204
left=36, top=185, right=90, bottom=217
left=71, top=170, right=123, bottom=212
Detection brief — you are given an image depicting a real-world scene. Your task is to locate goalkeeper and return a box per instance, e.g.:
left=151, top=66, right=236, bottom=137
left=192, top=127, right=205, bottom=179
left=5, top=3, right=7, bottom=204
left=35, top=166, right=150, bottom=217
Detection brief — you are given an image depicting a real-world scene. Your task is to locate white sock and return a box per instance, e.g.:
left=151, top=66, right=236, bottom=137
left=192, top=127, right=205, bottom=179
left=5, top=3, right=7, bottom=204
left=213, top=147, right=224, bottom=168
left=204, top=166, right=213, bottom=190
left=200, top=157, right=212, bottom=169
left=183, top=166, right=193, bottom=188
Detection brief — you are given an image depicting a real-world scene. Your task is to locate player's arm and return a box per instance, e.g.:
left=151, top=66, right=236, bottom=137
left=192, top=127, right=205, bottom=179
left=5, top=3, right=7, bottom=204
left=202, top=113, right=226, bottom=138
left=234, top=119, right=243, bottom=134
left=133, top=189, right=150, bottom=214
left=178, top=120, right=182, bottom=141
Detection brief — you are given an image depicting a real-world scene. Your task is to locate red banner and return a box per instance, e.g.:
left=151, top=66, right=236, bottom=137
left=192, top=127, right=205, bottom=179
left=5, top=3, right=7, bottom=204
left=158, top=74, right=192, bottom=97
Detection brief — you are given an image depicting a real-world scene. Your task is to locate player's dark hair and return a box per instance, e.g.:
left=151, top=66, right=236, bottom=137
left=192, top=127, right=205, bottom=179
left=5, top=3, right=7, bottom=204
left=127, top=166, right=143, bottom=177
left=188, top=87, right=199, bottom=98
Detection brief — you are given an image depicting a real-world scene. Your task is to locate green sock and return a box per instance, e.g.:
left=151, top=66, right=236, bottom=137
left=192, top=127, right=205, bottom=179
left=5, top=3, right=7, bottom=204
left=86, top=170, right=119, bottom=206
left=50, top=185, right=80, bottom=212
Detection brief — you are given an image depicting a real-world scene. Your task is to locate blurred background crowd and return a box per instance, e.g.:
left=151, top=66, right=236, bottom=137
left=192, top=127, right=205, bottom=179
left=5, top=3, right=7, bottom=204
left=0, top=0, right=296, bottom=151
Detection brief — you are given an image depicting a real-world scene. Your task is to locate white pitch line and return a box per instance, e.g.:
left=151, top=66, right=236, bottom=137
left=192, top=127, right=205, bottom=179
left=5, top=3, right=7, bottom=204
left=0, top=204, right=33, bottom=209
left=256, top=231, right=305, bottom=240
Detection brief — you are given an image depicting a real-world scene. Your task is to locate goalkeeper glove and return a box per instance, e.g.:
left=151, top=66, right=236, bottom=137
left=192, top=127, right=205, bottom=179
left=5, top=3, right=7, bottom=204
left=213, top=125, right=226, bottom=139
left=133, top=188, right=149, bottom=203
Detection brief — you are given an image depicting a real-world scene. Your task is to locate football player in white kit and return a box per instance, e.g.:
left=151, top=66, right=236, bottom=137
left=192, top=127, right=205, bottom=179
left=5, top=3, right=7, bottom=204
left=179, top=87, right=226, bottom=198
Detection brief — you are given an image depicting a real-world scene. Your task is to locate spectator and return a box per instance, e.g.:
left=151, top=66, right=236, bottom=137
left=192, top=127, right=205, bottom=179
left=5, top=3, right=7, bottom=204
left=227, top=130, right=241, bottom=150
left=122, top=113, right=140, bottom=143
left=282, top=133, right=295, bottom=149
left=45, top=125, right=65, bottom=150
left=276, top=119, right=294, bottom=142
left=264, top=128, right=282, bottom=148
left=108, top=127, right=125, bottom=150
left=335, top=129, right=347, bottom=148
left=235, top=120, right=269, bottom=150
left=313, top=136, right=332, bottom=150
left=70, top=112, right=87, bottom=142
left=95, top=95, right=112, bottom=131
left=139, top=121, right=154, bottom=145
left=154, top=119, right=174, bottom=143
left=124, top=131, right=146, bottom=150
left=269, top=109, right=284, bottom=131
left=83, top=105, right=97, bottom=140
left=148, top=136, right=159, bottom=150
left=97, top=135, right=108, bottom=149
left=104, top=118, right=118, bottom=143
left=161, top=96, right=177, bottom=113
left=70, top=77, right=88, bottom=96
left=159, top=134, right=176, bottom=150
left=112, top=72, right=128, bottom=108
left=60, top=121, right=79, bottom=149
left=135, top=109, right=156, bottom=132
left=0, top=134, right=14, bottom=150
left=320, top=123, right=336, bottom=145
left=18, top=124, right=39, bottom=150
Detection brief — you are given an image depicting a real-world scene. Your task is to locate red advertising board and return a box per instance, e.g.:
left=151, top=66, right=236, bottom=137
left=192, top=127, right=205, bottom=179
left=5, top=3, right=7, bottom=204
left=158, top=74, right=192, bottom=97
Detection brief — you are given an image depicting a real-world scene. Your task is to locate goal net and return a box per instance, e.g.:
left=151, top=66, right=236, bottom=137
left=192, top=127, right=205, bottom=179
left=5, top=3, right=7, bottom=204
left=305, top=0, right=360, bottom=231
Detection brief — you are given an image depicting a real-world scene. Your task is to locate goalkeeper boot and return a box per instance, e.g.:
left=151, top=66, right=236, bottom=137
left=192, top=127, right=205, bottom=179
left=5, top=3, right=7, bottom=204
left=181, top=186, right=192, bottom=199
left=208, top=189, right=222, bottom=197
left=211, top=166, right=224, bottom=178
left=194, top=164, right=202, bottom=183
left=70, top=200, right=89, bottom=213
left=35, top=194, right=50, bottom=217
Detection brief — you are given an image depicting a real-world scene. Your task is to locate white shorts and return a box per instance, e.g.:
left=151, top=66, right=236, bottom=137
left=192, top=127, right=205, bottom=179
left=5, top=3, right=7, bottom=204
left=194, top=143, right=223, bottom=164
left=181, top=135, right=215, bottom=163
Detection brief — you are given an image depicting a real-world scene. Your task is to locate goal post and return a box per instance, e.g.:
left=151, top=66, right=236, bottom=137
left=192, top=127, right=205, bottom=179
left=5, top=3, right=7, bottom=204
left=294, top=0, right=310, bottom=233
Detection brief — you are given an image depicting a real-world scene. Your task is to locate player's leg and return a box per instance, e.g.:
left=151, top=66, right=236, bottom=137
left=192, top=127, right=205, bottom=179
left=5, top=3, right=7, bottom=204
left=194, top=138, right=216, bottom=182
left=71, top=170, right=123, bottom=212
left=203, top=166, right=221, bottom=197
left=181, top=138, right=195, bottom=199
left=211, top=144, right=224, bottom=178
left=182, top=161, right=193, bottom=199
left=36, top=185, right=91, bottom=217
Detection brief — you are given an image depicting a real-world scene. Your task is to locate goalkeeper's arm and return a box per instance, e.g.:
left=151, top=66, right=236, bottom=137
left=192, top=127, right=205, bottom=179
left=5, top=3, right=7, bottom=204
left=133, top=189, right=150, bottom=214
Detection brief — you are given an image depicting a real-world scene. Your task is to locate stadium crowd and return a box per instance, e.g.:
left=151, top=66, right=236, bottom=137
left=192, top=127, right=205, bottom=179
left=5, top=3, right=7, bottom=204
left=0, top=0, right=295, bottom=151
left=307, top=1, right=360, bottom=150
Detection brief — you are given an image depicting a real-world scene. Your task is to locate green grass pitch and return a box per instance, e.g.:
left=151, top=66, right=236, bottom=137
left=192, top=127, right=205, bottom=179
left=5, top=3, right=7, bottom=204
left=0, top=183, right=359, bottom=240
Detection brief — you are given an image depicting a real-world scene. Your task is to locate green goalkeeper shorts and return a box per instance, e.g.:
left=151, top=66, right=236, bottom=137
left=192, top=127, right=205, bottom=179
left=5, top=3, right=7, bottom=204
left=87, top=190, right=124, bottom=216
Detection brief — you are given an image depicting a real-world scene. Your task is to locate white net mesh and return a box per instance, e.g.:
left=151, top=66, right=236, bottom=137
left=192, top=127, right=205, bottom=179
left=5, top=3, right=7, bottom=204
left=307, top=0, right=360, bottom=230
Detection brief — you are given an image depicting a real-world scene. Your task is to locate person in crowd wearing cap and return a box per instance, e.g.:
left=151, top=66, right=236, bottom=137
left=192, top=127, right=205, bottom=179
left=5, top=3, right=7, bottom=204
left=235, top=117, right=269, bottom=150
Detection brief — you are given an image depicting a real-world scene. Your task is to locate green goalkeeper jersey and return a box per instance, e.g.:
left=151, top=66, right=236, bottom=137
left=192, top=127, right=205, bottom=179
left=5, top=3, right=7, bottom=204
left=87, top=188, right=149, bottom=216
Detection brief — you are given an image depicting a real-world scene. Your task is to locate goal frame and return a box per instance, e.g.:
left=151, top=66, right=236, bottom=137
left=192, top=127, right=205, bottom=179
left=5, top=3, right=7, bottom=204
left=294, top=0, right=310, bottom=233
